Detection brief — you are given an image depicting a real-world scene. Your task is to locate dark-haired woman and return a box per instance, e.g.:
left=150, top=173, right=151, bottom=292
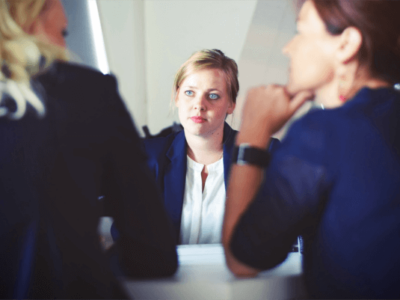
left=223, top=0, right=400, bottom=298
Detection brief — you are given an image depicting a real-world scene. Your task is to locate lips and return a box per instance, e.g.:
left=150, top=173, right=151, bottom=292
left=190, top=116, right=206, bottom=123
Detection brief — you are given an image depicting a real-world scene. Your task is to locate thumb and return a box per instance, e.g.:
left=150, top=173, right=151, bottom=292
left=288, top=90, right=314, bottom=115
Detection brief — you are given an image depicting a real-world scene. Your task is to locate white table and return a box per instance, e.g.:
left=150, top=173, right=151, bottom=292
left=122, top=244, right=307, bottom=300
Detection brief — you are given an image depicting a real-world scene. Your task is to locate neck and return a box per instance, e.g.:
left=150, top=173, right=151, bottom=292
left=185, top=126, right=224, bottom=166
left=316, top=70, right=391, bottom=108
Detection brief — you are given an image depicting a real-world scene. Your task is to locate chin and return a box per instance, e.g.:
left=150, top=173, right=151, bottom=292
left=287, top=80, right=315, bottom=97
left=191, top=127, right=218, bottom=139
left=286, top=82, right=300, bottom=96
left=184, top=124, right=206, bottom=136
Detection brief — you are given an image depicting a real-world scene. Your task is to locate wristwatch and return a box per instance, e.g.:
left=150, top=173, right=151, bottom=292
left=232, top=143, right=270, bottom=168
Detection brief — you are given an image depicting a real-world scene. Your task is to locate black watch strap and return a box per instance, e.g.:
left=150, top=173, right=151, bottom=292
left=232, top=143, right=270, bottom=168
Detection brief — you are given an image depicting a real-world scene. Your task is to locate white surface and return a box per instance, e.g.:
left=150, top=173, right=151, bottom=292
left=123, top=244, right=307, bottom=300
left=180, top=157, right=225, bottom=245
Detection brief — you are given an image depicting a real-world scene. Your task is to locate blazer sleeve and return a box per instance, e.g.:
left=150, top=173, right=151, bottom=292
left=100, top=74, right=177, bottom=278
left=230, top=113, right=333, bottom=270
left=268, top=137, right=281, bottom=153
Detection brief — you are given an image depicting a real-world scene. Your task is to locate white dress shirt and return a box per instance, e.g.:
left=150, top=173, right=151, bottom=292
left=180, top=155, right=226, bottom=244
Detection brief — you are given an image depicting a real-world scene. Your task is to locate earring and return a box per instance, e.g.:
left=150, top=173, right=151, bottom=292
left=338, top=77, right=348, bottom=103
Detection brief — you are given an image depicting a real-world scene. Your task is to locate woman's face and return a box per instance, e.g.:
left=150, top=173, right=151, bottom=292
left=175, top=68, right=235, bottom=138
left=29, top=0, right=68, bottom=48
left=283, top=0, right=340, bottom=100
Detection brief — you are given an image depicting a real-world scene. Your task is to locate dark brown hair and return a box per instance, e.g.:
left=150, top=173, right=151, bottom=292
left=308, top=0, right=400, bottom=84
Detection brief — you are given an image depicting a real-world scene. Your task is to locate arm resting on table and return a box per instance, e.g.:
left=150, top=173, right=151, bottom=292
left=222, top=131, right=269, bottom=277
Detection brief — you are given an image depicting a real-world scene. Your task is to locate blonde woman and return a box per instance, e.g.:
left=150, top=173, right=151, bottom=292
left=0, top=0, right=177, bottom=298
left=142, top=50, right=279, bottom=244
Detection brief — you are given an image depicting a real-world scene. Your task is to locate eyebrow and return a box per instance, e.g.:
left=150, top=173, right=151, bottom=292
left=183, top=85, right=222, bottom=92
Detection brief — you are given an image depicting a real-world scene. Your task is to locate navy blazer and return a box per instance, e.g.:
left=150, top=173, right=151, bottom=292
left=143, top=122, right=279, bottom=241
left=0, top=62, right=177, bottom=299
left=230, top=87, right=400, bottom=298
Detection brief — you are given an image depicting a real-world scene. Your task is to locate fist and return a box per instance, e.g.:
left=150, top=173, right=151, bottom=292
left=241, top=85, right=313, bottom=135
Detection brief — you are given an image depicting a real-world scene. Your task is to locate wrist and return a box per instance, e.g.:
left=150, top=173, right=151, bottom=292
left=232, top=143, right=270, bottom=168
left=236, top=129, right=272, bottom=149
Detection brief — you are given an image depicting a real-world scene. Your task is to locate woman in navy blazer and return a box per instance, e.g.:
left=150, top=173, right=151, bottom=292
left=142, top=50, right=279, bottom=244
left=223, top=0, right=400, bottom=298
left=111, top=50, right=278, bottom=244
left=144, top=121, right=278, bottom=242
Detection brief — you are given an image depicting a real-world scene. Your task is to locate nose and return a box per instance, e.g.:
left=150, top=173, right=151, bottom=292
left=193, top=94, right=207, bottom=111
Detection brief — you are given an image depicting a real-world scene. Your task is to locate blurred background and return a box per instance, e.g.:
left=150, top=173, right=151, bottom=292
left=61, top=0, right=306, bottom=138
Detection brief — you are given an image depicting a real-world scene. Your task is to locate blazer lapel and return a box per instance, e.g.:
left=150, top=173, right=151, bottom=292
left=222, top=123, right=237, bottom=190
left=164, top=130, right=187, bottom=240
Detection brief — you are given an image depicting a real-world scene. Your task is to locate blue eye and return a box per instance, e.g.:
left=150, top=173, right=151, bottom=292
left=209, top=93, right=219, bottom=100
left=185, top=90, right=194, bottom=96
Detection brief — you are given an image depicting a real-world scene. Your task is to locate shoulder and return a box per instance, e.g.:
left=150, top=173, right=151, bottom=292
left=52, top=61, right=112, bottom=82
left=34, top=62, right=124, bottom=118
left=289, top=108, right=336, bottom=139
left=143, top=131, right=181, bottom=160
left=223, top=122, right=238, bottom=146
left=33, top=62, right=134, bottom=136
left=272, top=108, right=339, bottom=169
left=36, top=61, right=118, bottom=96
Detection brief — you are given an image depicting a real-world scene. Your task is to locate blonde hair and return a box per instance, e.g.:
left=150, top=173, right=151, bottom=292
left=0, top=0, right=68, bottom=119
left=172, top=49, right=239, bottom=106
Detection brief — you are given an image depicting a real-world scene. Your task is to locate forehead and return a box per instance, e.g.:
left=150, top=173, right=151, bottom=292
left=297, top=0, right=326, bottom=32
left=181, top=68, right=227, bottom=89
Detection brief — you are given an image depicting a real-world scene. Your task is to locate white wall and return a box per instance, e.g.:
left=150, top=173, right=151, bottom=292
left=97, top=0, right=305, bottom=138
left=233, top=0, right=312, bottom=137
left=98, top=0, right=257, bottom=135
left=97, top=0, right=147, bottom=130
left=144, top=0, right=257, bottom=135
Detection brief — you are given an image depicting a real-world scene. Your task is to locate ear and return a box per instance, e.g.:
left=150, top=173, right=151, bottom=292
left=336, top=26, right=363, bottom=64
left=24, top=16, right=46, bottom=38
left=24, top=19, right=38, bottom=35
left=226, top=101, right=236, bottom=115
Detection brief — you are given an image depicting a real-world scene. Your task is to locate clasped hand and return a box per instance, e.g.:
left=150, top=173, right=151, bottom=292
left=238, top=85, right=314, bottom=148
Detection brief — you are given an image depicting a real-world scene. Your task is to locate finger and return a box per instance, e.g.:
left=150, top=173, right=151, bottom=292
left=289, top=90, right=314, bottom=114
left=268, top=83, right=283, bottom=89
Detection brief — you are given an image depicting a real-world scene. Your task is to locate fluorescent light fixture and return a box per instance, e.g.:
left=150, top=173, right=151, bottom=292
left=87, top=0, right=110, bottom=74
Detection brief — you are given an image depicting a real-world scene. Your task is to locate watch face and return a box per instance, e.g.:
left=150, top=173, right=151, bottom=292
left=233, top=144, right=270, bottom=167
left=236, top=143, right=250, bottom=165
